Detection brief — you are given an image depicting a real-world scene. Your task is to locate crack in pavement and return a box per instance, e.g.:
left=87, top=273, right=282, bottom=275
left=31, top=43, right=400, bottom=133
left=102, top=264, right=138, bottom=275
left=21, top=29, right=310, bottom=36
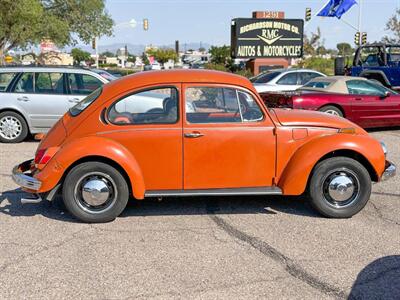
left=369, top=201, right=400, bottom=226
left=372, top=191, right=400, bottom=198
left=205, top=200, right=347, bottom=299
left=0, top=226, right=92, bottom=274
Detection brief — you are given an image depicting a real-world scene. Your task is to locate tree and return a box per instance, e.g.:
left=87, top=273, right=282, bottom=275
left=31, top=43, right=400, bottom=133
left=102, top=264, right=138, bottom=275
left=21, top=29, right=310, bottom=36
left=127, top=55, right=136, bottom=63
left=141, top=52, right=149, bottom=65
left=303, top=27, right=323, bottom=56
left=384, top=8, right=400, bottom=43
left=336, top=43, right=353, bottom=56
left=0, top=0, right=113, bottom=63
left=101, top=51, right=115, bottom=57
left=316, top=46, right=327, bottom=56
left=199, top=47, right=206, bottom=52
left=71, top=48, right=91, bottom=65
left=209, top=45, right=231, bottom=65
left=146, top=48, right=177, bottom=65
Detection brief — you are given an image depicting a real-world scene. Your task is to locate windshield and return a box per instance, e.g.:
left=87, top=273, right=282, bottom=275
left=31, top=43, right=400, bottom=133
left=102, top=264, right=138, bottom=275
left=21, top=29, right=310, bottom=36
left=251, top=71, right=281, bottom=84
left=69, top=87, right=102, bottom=116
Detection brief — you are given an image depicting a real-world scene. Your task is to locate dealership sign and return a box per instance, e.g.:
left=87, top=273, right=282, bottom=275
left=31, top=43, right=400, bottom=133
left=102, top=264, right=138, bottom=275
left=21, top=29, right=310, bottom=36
left=231, top=18, right=304, bottom=58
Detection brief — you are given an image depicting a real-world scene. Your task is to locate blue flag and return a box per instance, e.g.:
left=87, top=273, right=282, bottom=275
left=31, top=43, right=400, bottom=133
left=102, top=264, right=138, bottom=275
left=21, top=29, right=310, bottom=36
left=317, top=0, right=357, bottom=19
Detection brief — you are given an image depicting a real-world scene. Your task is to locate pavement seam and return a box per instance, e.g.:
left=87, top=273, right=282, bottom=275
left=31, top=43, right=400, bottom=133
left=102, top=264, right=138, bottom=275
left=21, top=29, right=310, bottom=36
left=206, top=200, right=347, bottom=300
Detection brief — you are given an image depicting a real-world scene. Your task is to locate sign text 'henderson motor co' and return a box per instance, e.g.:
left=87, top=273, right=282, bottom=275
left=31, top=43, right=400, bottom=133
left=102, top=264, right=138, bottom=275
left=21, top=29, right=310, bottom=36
left=231, top=18, right=304, bottom=58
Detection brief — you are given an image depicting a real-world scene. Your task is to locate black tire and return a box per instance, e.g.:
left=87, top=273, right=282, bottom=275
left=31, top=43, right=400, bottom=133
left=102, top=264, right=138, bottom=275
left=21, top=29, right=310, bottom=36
left=334, top=57, right=345, bottom=75
left=0, top=111, right=28, bottom=143
left=62, top=162, right=129, bottom=223
left=308, top=157, right=371, bottom=218
left=318, top=105, right=343, bottom=117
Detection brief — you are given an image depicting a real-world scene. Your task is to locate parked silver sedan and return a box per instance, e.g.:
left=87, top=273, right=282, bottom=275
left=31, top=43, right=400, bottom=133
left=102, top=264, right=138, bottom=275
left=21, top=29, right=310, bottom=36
left=0, top=66, right=115, bottom=143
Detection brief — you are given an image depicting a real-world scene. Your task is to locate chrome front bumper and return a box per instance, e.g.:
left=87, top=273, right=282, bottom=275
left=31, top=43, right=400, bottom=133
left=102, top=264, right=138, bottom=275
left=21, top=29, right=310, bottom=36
left=12, top=159, right=42, bottom=191
left=381, top=161, right=396, bottom=181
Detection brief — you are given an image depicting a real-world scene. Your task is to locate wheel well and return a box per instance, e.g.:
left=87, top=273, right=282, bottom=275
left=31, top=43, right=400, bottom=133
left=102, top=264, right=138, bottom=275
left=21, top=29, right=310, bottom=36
left=60, top=156, right=133, bottom=195
left=0, top=108, right=30, bottom=133
left=314, top=149, right=379, bottom=182
left=319, top=104, right=345, bottom=117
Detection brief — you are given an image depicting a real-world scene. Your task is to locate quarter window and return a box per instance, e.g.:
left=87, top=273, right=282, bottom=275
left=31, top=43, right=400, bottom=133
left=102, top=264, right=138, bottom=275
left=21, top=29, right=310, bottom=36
left=68, top=73, right=103, bottom=95
left=185, top=87, right=263, bottom=123
left=108, top=87, right=179, bottom=125
left=0, top=72, right=17, bottom=92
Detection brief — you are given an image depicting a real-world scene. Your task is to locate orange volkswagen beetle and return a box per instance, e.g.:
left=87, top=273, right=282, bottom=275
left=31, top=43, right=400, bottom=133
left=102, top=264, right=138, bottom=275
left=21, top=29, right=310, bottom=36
left=12, top=70, right=396, bottom=223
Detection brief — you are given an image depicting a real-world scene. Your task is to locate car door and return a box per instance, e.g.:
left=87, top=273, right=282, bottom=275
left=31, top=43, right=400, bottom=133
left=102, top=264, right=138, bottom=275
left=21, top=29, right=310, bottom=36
left=66, top=73, right=104, bottom=106
left=347, top=79, right=399, bottom=127
left=11, top=72, right=69, bottom=130
left=274, top=72, right=300, bottom=91
left=183, top=84, right=276, bottom=190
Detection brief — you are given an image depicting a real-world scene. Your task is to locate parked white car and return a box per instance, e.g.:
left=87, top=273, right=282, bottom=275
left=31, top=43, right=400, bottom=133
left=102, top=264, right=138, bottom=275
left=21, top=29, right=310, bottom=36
left=251, top=69, right=326, bottom=93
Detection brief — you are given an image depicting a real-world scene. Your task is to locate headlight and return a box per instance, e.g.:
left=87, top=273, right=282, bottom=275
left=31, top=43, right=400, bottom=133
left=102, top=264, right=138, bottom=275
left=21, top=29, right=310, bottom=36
left=380, top=141, right=387, bottom=157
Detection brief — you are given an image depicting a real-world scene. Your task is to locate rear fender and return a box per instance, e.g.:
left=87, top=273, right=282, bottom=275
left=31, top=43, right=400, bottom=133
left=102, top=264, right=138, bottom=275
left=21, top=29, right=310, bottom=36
left=278, top=134, right=385, bottom=195
left=35, top=136, right=145, bottom=199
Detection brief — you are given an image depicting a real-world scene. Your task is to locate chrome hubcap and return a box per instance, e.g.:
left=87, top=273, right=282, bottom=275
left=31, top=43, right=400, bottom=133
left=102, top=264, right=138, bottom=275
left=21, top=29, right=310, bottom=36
left=82, top=179, right=110, bottom=206
left=323, top=170, right=360, bottom=207
left=0, top=116, right=22, bottom=140
left=74, top=172, right=117, bottom=213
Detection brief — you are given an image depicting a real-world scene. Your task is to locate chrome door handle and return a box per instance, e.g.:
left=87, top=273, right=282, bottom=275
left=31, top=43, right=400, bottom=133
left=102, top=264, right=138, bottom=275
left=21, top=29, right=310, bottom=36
left=17, top=96, right=29, bottom=102
left=354, top=97, right=362, bottom=101
left=184, top=132, right=204, bottom=138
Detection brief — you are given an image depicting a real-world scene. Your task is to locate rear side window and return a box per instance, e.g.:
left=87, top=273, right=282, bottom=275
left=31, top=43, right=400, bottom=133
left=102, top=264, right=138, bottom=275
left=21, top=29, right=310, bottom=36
left=299, top=72, right=321, bottom=85
left=303, top=81, right=332, bottom=89
left=35, top=72, right=64, bottom=94
left=0, top=72, right=17, bottom=91
left=108, top=87, right=179, bottom=125
left=69, top=88, right=102, bottom=116
left=68, top=73, right=103, bottom=95
left=251, top=71, right=281, bottom=83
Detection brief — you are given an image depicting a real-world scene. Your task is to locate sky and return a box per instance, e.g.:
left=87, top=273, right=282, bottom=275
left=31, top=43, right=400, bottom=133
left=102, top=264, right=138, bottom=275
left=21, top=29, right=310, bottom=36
left=99, top=0, right=399, bottom=49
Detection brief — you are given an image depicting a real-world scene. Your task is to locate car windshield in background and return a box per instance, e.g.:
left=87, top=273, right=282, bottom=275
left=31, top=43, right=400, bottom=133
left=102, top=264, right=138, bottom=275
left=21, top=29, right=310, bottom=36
left=302, top=81, right=332, bottom=89
left=69, top=87, right=102, bottom=116
left=92, top=69, right=118, bottom=81
left=250, top=71, right=281, bottom=83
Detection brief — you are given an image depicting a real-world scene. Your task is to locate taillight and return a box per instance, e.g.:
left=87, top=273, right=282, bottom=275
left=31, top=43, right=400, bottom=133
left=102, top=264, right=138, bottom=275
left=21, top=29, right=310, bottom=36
left=34, top=147, right=59, bottom=167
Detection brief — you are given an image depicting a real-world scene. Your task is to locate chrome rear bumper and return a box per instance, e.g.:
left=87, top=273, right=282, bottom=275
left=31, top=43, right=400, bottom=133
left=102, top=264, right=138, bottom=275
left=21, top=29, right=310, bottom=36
left=12, top=159, right=41, bottom=191
left=381, top=161, right=396, bottom=181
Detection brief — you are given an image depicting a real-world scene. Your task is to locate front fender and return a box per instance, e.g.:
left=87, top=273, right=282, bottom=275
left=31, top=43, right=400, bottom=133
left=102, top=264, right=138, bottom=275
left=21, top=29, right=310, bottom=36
left=278, top=133, right=385, bottom=195
left=35, top=136, right=146, bottom=199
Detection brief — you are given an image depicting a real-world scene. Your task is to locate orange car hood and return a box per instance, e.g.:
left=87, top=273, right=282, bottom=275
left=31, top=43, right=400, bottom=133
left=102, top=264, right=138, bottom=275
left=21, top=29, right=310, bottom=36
left=272, top=108, right=358, bottom=129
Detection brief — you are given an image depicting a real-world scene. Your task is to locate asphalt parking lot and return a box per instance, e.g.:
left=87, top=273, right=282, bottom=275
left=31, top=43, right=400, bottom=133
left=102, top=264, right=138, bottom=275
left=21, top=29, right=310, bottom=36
left=0, top=129, right=399, bottom=299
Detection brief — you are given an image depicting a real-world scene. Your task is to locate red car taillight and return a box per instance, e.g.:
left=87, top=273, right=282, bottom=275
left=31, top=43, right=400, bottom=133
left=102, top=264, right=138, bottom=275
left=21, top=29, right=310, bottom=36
left=34, top=147, right=59, bottom=166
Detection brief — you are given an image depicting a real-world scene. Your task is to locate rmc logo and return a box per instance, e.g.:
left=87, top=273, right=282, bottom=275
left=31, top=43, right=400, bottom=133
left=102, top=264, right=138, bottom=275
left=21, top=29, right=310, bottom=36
left=257, top=29, right=282, bottom=45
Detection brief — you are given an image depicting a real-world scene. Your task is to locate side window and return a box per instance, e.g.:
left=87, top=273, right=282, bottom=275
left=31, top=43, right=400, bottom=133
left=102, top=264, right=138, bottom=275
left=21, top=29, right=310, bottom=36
left=299, top=72, right=321, bottom=85
left=35, top=72, right=64, bottom=94
left=185, top=87, right=263, bottom=123
left=68, top=73, right=103, bottom=95
left=346, top=80, right=386, bottom=96
left=14, top=73, right=34, bottom=93
left=108, top=87, right=178, bottom=125
left=277, top=73, right=298, bottom=85
left=0, top=72, right=17, bottom=92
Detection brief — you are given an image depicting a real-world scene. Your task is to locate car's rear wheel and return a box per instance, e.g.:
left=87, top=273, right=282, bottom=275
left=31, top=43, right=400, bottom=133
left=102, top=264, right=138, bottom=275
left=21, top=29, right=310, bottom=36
left=62, top=162, right=129, bottom=223
left=308, top=157, right=371, bottom=218
left=318, top=106, right=343, bottom=117
left=0, top=111, right=28, bottom=143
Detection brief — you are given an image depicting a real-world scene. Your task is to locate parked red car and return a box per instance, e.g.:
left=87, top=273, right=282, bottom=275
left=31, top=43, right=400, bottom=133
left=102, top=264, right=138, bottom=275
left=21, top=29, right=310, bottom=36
left=259, top=76, right=400, bottom=128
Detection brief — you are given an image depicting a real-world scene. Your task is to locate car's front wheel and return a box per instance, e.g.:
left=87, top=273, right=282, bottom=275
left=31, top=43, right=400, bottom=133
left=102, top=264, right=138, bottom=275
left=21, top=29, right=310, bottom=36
left=308, top=157, right=371, bottom=218
left=62, top=162, right=129, bottom=223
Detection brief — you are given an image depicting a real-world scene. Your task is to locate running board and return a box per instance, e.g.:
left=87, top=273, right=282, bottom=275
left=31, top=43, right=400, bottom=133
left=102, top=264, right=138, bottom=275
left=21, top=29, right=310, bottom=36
left=145, top=187, right=282, bottom=197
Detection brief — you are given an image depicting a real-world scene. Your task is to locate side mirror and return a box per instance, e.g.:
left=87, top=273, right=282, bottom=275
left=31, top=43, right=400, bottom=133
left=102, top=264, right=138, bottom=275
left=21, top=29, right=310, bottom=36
left=380, top=91, right=391, bottom=99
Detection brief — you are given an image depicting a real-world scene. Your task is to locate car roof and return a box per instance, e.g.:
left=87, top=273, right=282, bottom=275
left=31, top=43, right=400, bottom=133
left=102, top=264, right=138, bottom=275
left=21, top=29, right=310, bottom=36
left=104, top=69, right=254, bottom=91
left=0, top=66, right=100, bottom=74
